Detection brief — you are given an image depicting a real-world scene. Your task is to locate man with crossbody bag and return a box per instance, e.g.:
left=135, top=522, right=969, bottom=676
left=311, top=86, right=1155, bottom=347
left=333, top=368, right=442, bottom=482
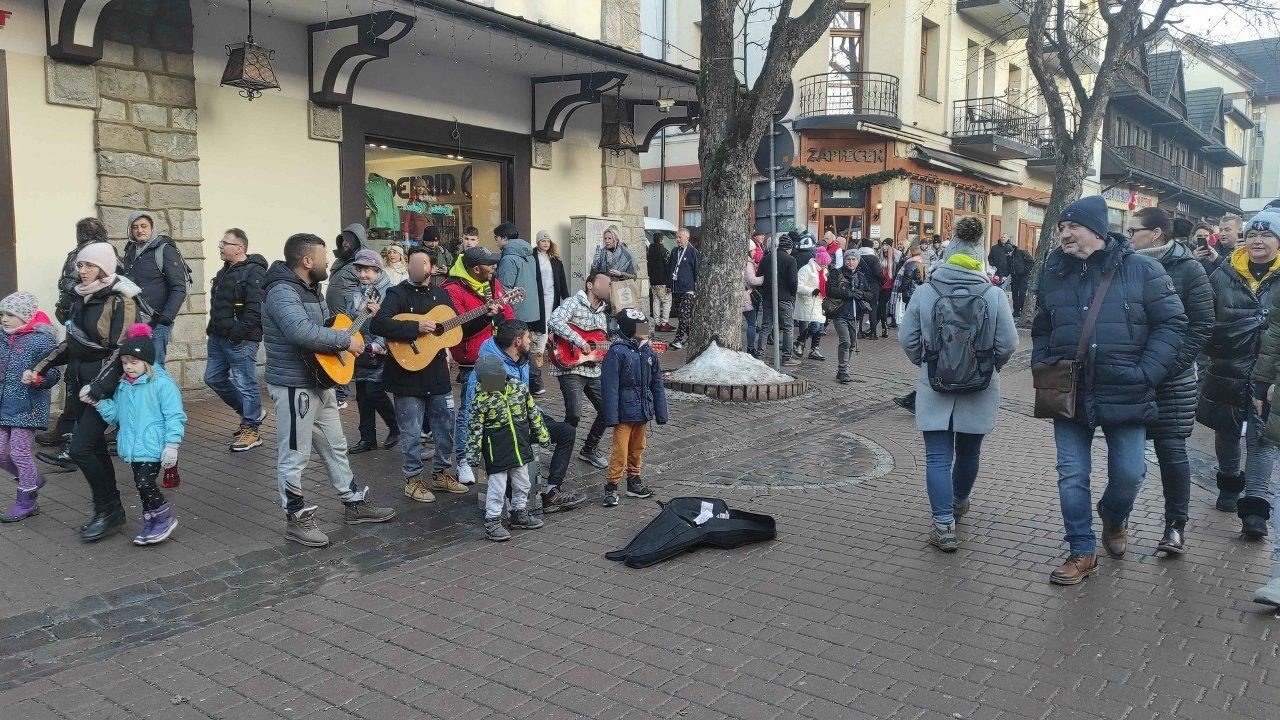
left=1032, top=197, right=1186, bottom=586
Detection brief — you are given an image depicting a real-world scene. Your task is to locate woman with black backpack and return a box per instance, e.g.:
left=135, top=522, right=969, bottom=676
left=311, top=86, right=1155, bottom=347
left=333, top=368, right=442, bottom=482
left=898, top=218, right=1018, bottom=552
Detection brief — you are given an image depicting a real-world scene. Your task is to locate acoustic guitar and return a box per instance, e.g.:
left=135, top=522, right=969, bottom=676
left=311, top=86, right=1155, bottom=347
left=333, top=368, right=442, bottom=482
left=387, top=287, right=526, bottom=372
left=551, top=323, right=610, bottom=370
left=307, top=287, right=379, bottom=388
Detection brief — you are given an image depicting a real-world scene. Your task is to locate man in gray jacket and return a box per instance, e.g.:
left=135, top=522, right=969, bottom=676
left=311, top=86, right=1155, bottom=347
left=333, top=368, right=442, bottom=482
left=262, top=233, right=395, bottom=547
left=495, top=222, right=543, bottom=393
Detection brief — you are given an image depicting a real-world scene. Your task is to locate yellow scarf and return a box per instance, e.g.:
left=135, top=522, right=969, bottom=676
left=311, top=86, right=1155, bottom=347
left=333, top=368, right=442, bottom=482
left=946, top=254, right=983, bottom=272
left=448, top=258, right=490, bottom=296
left=1229, top=247, right=1280, bottom=293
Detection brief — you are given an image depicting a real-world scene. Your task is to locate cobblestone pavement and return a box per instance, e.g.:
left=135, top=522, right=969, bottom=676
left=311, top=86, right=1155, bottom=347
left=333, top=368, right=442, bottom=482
left=0, top=329, right=1277, bottom=720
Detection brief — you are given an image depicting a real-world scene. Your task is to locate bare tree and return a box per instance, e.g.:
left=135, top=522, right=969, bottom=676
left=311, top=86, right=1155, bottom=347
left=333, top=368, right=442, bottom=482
left=687, top=0, right=845, bottom=357
left=1022, top=0, right=1277, bottom=321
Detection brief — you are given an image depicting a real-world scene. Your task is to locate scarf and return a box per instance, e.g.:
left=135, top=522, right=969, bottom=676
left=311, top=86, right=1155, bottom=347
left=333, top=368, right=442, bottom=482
left=1135, top=240, right=1175, bottom=260
left=817, top=266, right=828, bottom=297
left=945, top=254, right=983, bottom=272
left=1230, top=247, right=1280, bottom=293
left=447, top=261, right=492, bottom=298
left=74, top=275, right=116, bottom=298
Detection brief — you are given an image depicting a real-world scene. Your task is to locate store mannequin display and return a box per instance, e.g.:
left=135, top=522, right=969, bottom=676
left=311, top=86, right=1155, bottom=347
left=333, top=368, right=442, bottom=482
left=365, top=174, right=400, bottom=233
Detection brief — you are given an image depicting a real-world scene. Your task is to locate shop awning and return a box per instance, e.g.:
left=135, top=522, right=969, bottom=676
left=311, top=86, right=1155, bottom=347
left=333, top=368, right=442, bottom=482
left=907, top=146, right=1020, bottom=187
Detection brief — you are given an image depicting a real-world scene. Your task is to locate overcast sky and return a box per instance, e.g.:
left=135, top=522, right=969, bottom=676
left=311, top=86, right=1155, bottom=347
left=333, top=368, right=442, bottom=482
left=1164, top=2, right=1280, bottom=42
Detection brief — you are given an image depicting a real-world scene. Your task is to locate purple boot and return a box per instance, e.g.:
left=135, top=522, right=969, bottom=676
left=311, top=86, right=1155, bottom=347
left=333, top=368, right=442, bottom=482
left=133, top=503, right=177, bottom=546
left=0, top=489, right=39, bottom=522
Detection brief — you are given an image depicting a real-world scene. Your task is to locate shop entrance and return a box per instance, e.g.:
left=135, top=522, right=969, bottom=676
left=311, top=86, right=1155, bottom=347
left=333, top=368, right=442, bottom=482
left=821, top=211, right=866, bottom=240
left=1018, top=220, right=1042, bottom=252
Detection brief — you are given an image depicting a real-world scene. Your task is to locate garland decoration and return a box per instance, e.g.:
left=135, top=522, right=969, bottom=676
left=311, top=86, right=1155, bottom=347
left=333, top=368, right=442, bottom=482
left=788, top=166, right=907, bottom=192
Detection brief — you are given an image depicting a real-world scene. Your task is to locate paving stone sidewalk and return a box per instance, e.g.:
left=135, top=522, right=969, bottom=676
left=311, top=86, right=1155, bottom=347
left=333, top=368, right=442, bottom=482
left=0, top=331, right=1277, bottom=720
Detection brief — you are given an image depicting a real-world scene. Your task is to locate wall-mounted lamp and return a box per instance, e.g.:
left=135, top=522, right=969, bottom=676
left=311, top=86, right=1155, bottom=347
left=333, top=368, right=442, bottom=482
left=810, top=200, right=820, bottom=220
left=873, top=201, right=883, bottom=221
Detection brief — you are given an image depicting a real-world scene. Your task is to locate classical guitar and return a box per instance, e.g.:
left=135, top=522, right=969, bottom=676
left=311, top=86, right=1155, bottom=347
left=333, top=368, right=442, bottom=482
left=307, top=287, right=379, bottom=388
left=551, top=323, right=610, bottom=370
left=387, top=287, right=526, bottom=372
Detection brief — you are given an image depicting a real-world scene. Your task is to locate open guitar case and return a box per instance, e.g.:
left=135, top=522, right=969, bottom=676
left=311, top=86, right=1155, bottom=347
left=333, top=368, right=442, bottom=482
left=605, top=497, right=777, bottom=569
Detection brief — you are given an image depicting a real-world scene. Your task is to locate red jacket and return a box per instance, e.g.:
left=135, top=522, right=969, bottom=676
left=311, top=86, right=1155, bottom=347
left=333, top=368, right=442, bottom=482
left=441, top=277, right=515, bottom=366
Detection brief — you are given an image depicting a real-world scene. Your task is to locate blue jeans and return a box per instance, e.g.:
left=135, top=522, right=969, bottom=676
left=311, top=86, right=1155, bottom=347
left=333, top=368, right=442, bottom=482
left=204, top=336, right=262, bottom=427
left=152, top=323, right=171, bottom=367
left=922, top=430, right=983, bottom=525
left=393, top=394, right=455, bottom=477
left=454, top=367, right=473, bottom=471
left=1054, top=421, right=1147, bottom=555
left=743, top=310, right=758, bottom=351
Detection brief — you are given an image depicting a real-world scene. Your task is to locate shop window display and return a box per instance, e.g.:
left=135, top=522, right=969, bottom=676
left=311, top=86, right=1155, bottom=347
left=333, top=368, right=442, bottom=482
left=363, top=142, right=507, bottom=250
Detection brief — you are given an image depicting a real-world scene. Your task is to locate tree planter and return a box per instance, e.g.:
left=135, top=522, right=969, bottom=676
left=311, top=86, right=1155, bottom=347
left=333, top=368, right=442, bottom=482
left=665, top=378, right=807, bottom=403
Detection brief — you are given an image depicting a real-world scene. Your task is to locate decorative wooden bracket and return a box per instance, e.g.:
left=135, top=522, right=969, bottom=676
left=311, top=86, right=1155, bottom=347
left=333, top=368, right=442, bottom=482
left=309, top=11, right=415, bottom=106
left=44, top=0, right=118, bottom=64
left=532, top=72, right=626, bottom=142
left=625, top=99, right=699, bottom=153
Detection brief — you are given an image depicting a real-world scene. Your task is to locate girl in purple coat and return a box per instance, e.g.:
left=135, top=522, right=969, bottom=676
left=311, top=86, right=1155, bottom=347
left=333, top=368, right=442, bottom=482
left=0, top=292, right=61, bottom=522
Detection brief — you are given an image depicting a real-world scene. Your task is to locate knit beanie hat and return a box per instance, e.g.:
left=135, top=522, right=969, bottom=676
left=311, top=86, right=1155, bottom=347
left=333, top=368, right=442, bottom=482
left=118, top=323, right=156, bottom=365
left=76, top=242, right=118, bottom=276
left=422, top=225, right=441, bottom=244
left=944, top=216, right=986, bottom=262
left=777, top=234, right=794, bottom=251
left=474, top=353, right=509, bottom=393
left=615, top=307, right=648, bottom=339
left=1247, top=210, right=1280, bottom=240
left=1058, top=196, right=1110, bottom=241
left=0, top=291, right=38, bottom=324
left=814, top=248, right=832, bottom=266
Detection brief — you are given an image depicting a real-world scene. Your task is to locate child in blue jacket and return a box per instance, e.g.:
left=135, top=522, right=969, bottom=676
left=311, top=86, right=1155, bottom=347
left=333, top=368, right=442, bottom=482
left=92, top=324, right=186, bottom=545
left=600, top=309, right=668, bottom=507
left=0, top=292, right=61, bottom=522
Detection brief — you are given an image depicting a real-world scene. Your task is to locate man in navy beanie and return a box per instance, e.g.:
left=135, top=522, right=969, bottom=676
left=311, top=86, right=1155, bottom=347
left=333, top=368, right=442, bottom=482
left=1033, top=195, right=1187, bottom=585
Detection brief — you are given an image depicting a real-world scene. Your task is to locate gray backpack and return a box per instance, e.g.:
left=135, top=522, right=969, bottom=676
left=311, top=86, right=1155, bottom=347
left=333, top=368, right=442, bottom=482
left=923, top=280, right=994, bottom=394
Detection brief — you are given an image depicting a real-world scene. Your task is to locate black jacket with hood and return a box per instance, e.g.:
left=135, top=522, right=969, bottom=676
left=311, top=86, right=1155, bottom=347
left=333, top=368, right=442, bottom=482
left=325, top=224, right=366, bottom=314
left=208, top=254, right=269, bottom=342
left=120, top=211, right=188, bottom=325
left=369, top=280, right=456, bottom=398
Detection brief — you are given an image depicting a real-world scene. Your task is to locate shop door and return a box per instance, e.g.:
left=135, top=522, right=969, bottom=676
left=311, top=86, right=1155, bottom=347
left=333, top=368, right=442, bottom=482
left=821, top=211, right=866, bottom=241
left=1018, top=221, right=1041, bottom=252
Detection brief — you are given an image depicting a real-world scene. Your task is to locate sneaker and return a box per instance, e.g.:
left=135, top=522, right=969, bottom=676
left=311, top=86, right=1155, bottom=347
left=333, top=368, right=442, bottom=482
left=928, top=522, right=958, bottom=552
left=286, top=506, right=329, bottom=547
left=404, top=474, right=436, bottom=503
left=792, top=343, right=804, bottom=356
left=602, top=483, right=619, bottom=507
left=430, top=470, right=469, bottom=494
left=1049, top=553, right=1098, bottom=585
left=343, top=492, right=396, bottom=524
left=1097, top=500, right=1128, bottom=558
left=1254, top=578, right=1280, bottom=607
left=626, top=476, right=654, bottom=499
left=510, top=508, right=544, bottom=530
left=892, top=394, right=916, bottom=413
left=1156, top=524, right=1185, bottom=555
left=836, top=371, right=851, bottom=384
left=953, top=498, right=970, bottom=518
left=782, top=357, right=802, bottom=367
left=808, top=349, right=825, bottom=361
left=133, top=504, right=177, bottom=546
left=670, top=341, right=684, bottom=350
left=579, top=447, right=609, bottom=469
left=383, top=432, right=401, bottom=450
left=336, top=401, right=349, bottom=410
left=543, top=487, right=587, bottom=513
left=457, top=464, right=476, bottom=486
left=229, top=422, right=247, bottom=439
left=485, top=516, right=511, bottom=542
left=230, top=426, right=262, bottom=452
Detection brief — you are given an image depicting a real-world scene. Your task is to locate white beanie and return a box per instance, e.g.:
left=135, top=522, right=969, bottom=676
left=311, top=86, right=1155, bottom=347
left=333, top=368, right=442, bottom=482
left=76, top=242, right=118, bottom=276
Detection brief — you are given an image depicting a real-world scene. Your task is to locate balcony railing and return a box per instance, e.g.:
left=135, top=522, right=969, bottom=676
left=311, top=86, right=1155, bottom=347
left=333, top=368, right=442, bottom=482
left=1111, top=144, right=1174, bottom=178
left=952, top=96, right=1041, bottom=147
left=795, top=72, right=900, bottom=129
left=1209, top=185, right=1242, bottom=207
left=1041, top=11, right=1101, bottom=70
left=1174, top=166, right=1208, bottom=195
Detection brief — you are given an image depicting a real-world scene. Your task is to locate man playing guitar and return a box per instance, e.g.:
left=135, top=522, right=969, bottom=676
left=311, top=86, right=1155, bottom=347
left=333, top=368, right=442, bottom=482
left=370, top=246, right=467, bottom=503
left=547, top=271, right=614, bottom=469
left=442, top=247, right=514, bottom=485
left=260, top=233, right=395, bottom=547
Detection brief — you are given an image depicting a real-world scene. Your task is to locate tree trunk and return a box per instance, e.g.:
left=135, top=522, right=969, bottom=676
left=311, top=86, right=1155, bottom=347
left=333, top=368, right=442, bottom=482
left=687, top=156, right=753, bottom=355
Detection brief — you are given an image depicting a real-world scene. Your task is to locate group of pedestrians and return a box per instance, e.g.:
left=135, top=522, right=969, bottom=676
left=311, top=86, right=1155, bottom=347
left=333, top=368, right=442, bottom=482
left=896, top=196, right=1280, bottom=607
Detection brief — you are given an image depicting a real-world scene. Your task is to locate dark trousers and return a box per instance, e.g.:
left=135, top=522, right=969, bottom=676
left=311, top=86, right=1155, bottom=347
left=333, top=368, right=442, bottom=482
left=877, top=289, right=893, bottom=329
left=355, top=380, right=399, bottom=443
left=558, top=374, right=607, bottom=450
left=540, top=412, right=576, bottom=489
left=67, top=397, right=118, bottom=509
left=673, top=292, right=695, bottom=343
left=131, top=461, right=166, bottom=512
left=1152, top=437, right=1191, bottom=529
left=1011, top=275, right=1029, bottom=317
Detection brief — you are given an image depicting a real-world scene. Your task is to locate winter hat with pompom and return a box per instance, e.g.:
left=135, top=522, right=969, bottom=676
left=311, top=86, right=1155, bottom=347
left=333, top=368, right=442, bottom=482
left=944, top=216, right=987, bottom=263
left=814, top=248, right=832, bottom=266
left=118, top=323, right=156, bottom=365
left=0, top=291, right=38, bottom=325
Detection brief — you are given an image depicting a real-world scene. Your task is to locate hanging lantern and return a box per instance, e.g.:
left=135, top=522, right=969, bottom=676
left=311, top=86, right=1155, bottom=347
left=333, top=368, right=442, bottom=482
left=221, top=0, right=279, bottom=101
left=599, top=84, right=636, bottom=154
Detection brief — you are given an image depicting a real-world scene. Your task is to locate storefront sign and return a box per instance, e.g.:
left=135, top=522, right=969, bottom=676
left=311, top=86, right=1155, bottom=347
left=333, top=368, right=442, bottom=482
left=804, top=146, right=886, bottom=165
left=1102, top=187, right=1156, bottom=210
left=395, top=165, right=474, bottom=202
left=800, top=137, right=889, bottom=175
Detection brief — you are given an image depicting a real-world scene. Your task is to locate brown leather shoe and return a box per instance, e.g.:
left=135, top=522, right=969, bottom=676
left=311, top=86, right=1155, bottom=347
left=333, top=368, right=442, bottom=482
left=1049, top=553, right=1098, bottom=585
left=1097, top=500, right=1128, bottom=558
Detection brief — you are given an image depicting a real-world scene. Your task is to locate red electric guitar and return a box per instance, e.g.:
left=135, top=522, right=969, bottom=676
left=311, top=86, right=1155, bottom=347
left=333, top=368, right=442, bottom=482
left=551, top=324, right=610, bottom=369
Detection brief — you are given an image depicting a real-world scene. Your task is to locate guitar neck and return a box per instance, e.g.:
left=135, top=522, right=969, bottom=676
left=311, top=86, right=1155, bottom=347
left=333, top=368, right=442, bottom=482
left=439, top=304, right=494, bottom=332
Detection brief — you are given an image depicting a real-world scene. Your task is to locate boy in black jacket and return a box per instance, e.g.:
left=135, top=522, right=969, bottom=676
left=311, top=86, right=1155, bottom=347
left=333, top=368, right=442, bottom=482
left=466, top=353, right=549, bottom=542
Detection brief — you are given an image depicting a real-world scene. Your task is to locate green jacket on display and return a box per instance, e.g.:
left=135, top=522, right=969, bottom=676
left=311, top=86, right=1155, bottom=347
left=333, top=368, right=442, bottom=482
left=365, top=174, right=400, bottom=231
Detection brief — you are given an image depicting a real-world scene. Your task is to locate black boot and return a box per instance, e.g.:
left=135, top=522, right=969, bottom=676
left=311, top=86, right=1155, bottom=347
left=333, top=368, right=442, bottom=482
left=1156, top=521, right=1186, bottom=555
left=37, top=445, right=78, bottom=473
left=1215, top=471, right=1245, bottom=512
left=80, top=501, right=125, bottom=542
left=1238, top=496, right=1271, bottom=540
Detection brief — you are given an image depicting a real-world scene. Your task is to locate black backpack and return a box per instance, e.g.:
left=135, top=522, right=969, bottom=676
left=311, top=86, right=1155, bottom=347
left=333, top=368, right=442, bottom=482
left=922, top=280, right=995, bottom=394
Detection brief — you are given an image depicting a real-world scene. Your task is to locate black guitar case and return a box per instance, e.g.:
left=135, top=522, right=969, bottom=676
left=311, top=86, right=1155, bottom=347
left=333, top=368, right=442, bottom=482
left=605, top=497, right=777, bottom=568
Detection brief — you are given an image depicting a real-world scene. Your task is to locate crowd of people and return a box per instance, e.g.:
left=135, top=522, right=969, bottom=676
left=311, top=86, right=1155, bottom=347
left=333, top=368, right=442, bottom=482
left=1, top=219, right=669, bottom=549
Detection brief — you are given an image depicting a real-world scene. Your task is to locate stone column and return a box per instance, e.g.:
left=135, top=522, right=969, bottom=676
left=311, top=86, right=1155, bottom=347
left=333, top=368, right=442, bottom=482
left=600, top=0, right=648, bottom=290
left=94, top=39, right=206, bottom=389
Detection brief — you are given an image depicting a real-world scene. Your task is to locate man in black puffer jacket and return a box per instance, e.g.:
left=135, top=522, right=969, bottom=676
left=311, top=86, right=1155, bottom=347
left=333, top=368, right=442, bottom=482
left=205, top=228, right=269, bottom=453
left=1033, top=196, right=1186, bottom=586
left=1128, top=207, right=1213, bottom=554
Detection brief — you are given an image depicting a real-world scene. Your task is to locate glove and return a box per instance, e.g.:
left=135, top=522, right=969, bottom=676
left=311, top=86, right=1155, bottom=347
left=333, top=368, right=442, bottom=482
left=151, top=313, right=175, bottom=327
left=161, top=444, right=179, bottom=469
left=79, top=385, right=95, bottom=404
left=812, top=288, right=821, bottom=297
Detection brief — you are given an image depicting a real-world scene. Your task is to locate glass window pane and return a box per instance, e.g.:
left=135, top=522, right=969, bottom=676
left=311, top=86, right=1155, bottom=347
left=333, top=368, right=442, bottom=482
left=910, top=184, right=922, bottom=203
left=924, top=185, right=937, bottom=205
left=365, top=143, right=505, bottom=250
left=909, top=208, right=921, bottom=223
